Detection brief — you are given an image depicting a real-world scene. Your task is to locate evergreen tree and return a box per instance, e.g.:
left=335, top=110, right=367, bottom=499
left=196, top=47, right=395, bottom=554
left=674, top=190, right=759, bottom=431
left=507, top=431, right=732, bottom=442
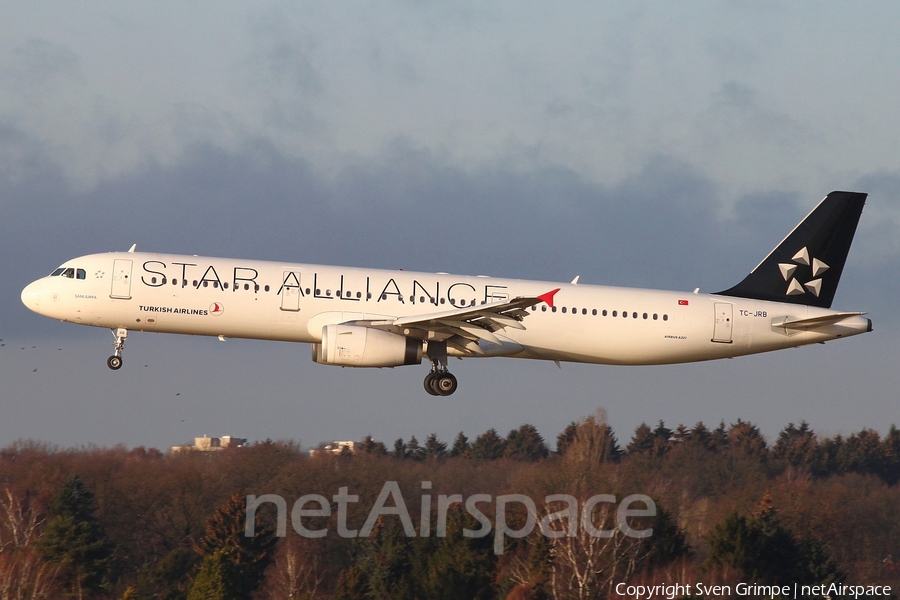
left=469, top=428, right=507, bottom=459
left=449, top=432, right=470, bottom=457
left=359, top=435, right=388, bottom=456
left=556, top=422, right=578, bottom=454
left=626, top=422, right=654, bottom=454
left=193, top=494, right=276, bottom=599
left=407, top=436, right=425, bottom=461
left=187, top=550, right=232, bottom=600
left=424, top=433, right=447, bottom=459
left=37, top=474, right=114, bottom=598
left=393, top=438, right=408, bottom=459
left=773, top=421, right=819, bottom=469
left=504, top=424, right=549, bottom=461
left=728, top=419, right=768, bottom=458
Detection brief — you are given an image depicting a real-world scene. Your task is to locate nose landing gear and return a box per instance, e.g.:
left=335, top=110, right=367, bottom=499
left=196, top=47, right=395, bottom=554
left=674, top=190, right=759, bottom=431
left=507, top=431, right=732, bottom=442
left=107, top=328, right=127, bottom=370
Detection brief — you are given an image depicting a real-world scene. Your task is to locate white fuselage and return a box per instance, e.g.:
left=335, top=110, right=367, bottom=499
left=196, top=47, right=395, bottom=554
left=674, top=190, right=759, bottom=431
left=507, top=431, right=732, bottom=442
left=21, top=251, right=871, bottom=366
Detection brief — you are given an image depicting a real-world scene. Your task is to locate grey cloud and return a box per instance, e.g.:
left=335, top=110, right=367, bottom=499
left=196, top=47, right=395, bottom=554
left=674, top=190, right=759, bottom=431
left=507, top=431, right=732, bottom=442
left=2, top=39, right=80, bottom=91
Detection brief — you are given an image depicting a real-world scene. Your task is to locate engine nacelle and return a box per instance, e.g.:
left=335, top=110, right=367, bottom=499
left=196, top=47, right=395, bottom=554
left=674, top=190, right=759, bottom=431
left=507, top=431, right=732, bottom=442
left=311, top=324, right=422, bottom=367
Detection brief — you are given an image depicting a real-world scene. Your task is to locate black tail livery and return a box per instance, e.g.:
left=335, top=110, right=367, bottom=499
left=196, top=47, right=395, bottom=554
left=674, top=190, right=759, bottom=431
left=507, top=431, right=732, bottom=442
left=718, top=191, right=867, bottom=309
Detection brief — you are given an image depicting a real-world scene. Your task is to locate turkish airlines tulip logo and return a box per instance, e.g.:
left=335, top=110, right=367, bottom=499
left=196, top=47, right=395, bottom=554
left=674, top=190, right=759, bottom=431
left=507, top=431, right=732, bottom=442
left=210, top=302, right=224, bottom=316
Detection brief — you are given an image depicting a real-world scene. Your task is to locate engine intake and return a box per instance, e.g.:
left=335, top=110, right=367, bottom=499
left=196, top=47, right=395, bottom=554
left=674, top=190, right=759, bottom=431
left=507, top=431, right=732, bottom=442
left=311, top=324, right=422, bottom=367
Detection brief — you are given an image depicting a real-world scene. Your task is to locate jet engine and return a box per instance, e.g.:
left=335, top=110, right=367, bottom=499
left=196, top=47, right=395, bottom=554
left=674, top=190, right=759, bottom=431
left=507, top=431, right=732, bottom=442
left=311, top=324, right=422, bottom=367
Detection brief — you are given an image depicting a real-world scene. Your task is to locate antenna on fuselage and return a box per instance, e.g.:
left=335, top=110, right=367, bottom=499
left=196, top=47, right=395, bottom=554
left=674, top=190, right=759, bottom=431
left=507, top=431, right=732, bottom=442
left=128, top=244, right=137, bottom=253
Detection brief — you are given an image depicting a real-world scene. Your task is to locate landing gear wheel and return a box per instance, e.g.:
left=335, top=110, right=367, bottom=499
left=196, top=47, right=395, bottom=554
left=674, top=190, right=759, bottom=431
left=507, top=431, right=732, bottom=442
left=424, top=373, right=440, bottom=396
left=108, top=328, right=128, bottom=371
left=434, top=372, right=458, bottom=396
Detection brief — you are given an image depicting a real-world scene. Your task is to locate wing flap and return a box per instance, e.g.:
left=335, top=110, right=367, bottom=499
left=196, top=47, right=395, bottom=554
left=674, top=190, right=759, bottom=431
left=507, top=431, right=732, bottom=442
left=370, top=288, right=560, bottom=344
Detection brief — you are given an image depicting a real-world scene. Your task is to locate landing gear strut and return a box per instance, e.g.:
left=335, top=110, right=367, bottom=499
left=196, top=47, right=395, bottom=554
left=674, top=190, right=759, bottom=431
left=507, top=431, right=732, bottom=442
left=107, top=328, right=127, bottom=370
left=423, top=341, right=458, bottom=396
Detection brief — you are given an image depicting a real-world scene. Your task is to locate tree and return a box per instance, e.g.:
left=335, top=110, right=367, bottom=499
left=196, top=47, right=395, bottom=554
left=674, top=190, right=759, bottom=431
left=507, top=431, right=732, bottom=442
left=406, top=436, right=425, bottom=461
left=773, top=421, right=818, bottom=470
left=705, top=492, right=841, bottom=589
left=449, top=432, right=470, bottom=457
left=558, top=415, right=621, bottom=463
left=469, top=429, right=506, bottom=460
left=504, top=424, right=549, bottom=461
left=187, top=550, right=231, bottom=600
left=193, top=494, right=276, bottom=599
left=37, top=475, right=114, bottom=599
left=727, top=419, right=768, bottom=459
left=626, top=423, right=655, bottom=455
left=392, top=438, right=408, bottom=460
left=424, top=434, right=447, bottom=459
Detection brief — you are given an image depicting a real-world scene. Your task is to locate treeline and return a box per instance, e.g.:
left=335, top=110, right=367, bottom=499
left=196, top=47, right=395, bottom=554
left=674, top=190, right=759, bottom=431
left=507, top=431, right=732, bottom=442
left=0, top=415, right=898, bottom=599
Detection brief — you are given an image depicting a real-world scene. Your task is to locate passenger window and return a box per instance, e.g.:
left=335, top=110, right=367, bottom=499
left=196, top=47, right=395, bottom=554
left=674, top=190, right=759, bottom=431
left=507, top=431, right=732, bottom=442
left=623, top=311, right=628, bottom=318
left=582, top=308, right=587, bottom=315
left=663, top=314, right=668, bottom=321
left=592, top=309, right=597, bottom=316
left=76, top=269, right=86, bottom=280
left=653, top=314, right=658, bottom=320
left=223, top=282, right=229, bottom=290
left=633, top=312, right=638, bottom=319
left=612, top=311, right=617, bottom=317
left=643, top=313, right=648, bottom=319
left=562, top=307, right=567, bottom=313
left=541, top=305, right=547, bottom=312
left=602, top=310, right=607, bottom=316
left=151, top=277, right=157, bottom=284
left=244, top=284, right=250, bottom=291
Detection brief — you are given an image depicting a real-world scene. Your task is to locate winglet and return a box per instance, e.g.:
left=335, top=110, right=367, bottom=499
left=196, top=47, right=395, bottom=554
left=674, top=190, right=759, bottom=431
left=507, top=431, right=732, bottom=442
left=538, top=288, right=561, bottom=308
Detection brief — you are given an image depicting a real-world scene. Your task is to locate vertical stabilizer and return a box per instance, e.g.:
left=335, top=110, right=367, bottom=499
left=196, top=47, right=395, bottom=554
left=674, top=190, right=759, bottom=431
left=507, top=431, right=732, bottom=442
left=717, top=191, right=866, bottom=309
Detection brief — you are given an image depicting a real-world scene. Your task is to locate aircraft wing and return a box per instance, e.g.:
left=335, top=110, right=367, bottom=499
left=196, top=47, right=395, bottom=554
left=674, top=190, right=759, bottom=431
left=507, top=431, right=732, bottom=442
left=354, top=288, right=560, bottom=355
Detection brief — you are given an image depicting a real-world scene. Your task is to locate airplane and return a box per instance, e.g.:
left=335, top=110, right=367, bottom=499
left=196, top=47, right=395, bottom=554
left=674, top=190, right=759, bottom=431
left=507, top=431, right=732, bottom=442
left=21, top=191, right=872, bottom=396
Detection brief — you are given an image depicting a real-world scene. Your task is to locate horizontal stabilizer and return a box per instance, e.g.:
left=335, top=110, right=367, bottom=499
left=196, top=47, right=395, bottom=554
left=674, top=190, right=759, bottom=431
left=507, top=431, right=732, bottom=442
left=772, top=312, right=866, bottom=330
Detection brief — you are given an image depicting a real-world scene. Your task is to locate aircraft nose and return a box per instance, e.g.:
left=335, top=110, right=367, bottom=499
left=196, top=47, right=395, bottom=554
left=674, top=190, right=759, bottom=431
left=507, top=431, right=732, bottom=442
left=21, top=280, right=44, bottom=313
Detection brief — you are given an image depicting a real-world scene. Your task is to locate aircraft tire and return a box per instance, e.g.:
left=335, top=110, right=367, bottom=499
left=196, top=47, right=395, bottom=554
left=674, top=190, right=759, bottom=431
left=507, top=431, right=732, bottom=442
left=424, top=373, right=440, bottom=396
left=435, top=373, right=458, bottom=396
left=107, top=355, right=123, bottom=370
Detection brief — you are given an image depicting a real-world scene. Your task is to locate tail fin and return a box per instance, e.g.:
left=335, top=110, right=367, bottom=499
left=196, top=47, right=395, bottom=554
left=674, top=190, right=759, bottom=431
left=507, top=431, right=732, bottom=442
left=717, top=191, right=867, bottom=309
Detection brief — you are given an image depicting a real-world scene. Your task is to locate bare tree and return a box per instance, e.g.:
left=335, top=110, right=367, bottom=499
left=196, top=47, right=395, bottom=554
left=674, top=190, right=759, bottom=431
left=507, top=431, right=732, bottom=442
left=0, top=487, right=61, bottom=599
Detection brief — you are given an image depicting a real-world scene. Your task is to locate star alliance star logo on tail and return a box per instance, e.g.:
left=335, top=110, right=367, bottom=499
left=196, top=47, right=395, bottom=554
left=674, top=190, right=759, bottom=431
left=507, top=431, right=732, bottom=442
left=779, top=247, right=829, bottom=297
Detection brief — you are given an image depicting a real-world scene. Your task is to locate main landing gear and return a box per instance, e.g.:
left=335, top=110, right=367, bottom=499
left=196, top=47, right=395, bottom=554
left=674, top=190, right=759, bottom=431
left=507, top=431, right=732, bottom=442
left=424, top=367, right=458, bottom=396
left=423, top=340, right=458, bottom=396
left=107, top=328, right=127, bottom=370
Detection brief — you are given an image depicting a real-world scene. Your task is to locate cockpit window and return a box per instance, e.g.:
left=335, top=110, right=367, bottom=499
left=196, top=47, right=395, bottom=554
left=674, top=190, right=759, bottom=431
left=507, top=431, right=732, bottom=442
left=50, top=267, right=87, bottom=279
left=51, top=267, right=85, bottom=279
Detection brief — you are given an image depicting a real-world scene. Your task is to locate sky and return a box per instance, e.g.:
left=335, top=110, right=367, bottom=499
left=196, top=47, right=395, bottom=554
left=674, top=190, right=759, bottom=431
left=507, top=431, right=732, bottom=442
left=2, top=1, right=900, bottom=451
